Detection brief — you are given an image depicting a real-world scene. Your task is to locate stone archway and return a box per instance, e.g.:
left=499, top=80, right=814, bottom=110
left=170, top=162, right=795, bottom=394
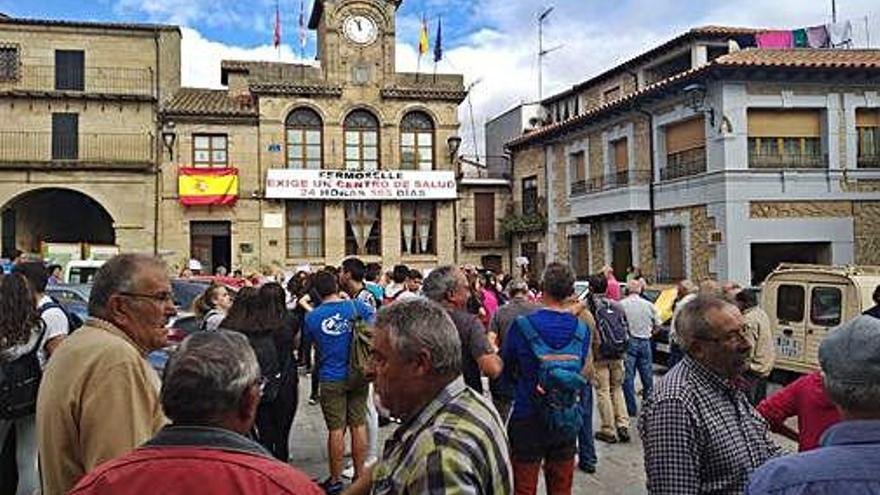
left=1, top=188, right=115, bottom=257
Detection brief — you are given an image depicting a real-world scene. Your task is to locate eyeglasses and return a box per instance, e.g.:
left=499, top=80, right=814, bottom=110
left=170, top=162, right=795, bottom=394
left=117, top=291, right=175, bottom=304
left=697, top=325, right=749, bottom=344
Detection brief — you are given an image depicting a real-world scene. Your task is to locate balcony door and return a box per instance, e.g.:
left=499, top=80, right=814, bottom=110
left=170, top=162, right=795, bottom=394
left=611, top=230, right=633, bottom=280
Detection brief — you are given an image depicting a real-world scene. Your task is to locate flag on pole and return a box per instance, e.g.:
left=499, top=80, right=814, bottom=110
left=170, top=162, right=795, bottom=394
left=298, top=1, right=307, bottom=53
left=273, top=2, right=281, bottom=48
left=433, top=17, right=443, bottom=63
left=418, top=17, right=430, bottom=57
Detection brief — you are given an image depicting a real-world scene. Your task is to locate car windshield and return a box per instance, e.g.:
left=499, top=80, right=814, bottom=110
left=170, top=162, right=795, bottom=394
left=171, top=280, right=210, bottom=311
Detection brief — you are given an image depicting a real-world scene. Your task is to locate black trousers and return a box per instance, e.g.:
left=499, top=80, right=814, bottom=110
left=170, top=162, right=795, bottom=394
left=254, top=362, right=299, bottom=461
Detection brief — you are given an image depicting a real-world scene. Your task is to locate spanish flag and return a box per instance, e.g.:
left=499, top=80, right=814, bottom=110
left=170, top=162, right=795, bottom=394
left=178, top=168, right=239, bottom=206
left=418, top=17, right=429, bottom=56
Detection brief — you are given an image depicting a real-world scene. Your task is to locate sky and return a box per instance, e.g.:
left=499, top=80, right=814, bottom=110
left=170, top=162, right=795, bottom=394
left=2, top=0, right=879, bottom=156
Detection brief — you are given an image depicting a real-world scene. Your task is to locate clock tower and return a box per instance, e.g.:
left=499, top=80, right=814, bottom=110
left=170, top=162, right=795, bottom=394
left=308, top=0, right=402, bottom=85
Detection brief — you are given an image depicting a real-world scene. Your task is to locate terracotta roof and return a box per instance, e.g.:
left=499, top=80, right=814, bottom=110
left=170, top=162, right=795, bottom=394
left=508, top=48, right=880, bottom=149
left=164, top=88, right=257, bottom=117
left=715, top=48, right=880, bottom=69
left=0, top=16, right=178, bottom=32
left=543, top=25, right=763, bottom=104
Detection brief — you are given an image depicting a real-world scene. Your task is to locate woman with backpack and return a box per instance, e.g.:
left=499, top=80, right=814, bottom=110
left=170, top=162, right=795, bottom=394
left=218, top=284, right=298, bottom=461
left=0, top=273, right=48, bottom=495
left=192, top=283, right=232, bottom=332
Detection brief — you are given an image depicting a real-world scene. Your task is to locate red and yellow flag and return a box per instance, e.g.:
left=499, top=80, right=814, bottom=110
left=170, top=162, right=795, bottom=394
left=418, top=18, right=429, bottom=56
left=178, top=168, right=239, bottom=206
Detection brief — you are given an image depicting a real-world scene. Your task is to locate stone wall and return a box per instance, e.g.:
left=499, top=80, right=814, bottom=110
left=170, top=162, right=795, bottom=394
left=854, top=201, right=880, bottom=265
left=750, top=201, right=853, bottom=219
left=689, top=205, right=716, bottom=282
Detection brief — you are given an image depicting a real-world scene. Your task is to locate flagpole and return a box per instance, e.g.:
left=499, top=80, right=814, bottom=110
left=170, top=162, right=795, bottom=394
left=432, top=16, right=440, bottom=84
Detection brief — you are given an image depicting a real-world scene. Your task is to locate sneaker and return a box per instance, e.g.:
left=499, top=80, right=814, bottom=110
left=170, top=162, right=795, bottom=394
left=594, top=431, right=618, bottom=444
left=341, top=465, right=355, bottom=480
left=577, top=463, right=596, bottom=474
left=318, top=478, right=344, bottom=495
left=308, top=395, right=318, bottom=406
left=617, top=427, right=631, bottom=443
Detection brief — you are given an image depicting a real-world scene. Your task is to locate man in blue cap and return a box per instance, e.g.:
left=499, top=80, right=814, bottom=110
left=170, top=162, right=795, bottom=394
left=747, top=315, right=880, bottom=494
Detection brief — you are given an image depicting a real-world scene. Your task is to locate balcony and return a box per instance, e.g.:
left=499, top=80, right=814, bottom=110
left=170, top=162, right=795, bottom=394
left=857, top=154, right=880, bottom=168
left=0, top=65, right=155, bottom=97
left=661, top=148, right=707, bottom=181
left=569, top=170, right=651, bottom=218
left=571, top=169, right=651, bottom=196
left=0, top=131, right=154, bottom=169
left=461, top=218, right=507, bottom=248
left=749, top=152, right=827, bottom=169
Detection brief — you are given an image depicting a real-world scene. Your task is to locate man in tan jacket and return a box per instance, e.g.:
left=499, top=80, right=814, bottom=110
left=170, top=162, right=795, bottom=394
left=735, top=289, right=775, bottom=405
left=36, top=254, right=176, bottom=495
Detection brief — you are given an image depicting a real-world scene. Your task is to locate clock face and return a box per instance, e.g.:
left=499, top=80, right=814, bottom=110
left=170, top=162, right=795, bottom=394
left=343, top=15, right=378, bottom=45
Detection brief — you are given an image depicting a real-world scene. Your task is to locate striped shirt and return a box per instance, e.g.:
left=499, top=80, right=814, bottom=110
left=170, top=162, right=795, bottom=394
left=371, top=377, right=513, bottom=495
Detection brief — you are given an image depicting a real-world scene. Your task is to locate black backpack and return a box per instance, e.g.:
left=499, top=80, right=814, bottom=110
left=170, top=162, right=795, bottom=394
left=39, top=299, right=82, bottom=334
left=0, top=326, right=47, bottom=419
left=591, top=297, right=630, bottom=360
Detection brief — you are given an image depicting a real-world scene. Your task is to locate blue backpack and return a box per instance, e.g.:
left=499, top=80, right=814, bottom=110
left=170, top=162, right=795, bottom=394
left=515, top=315, right=588, bottom=440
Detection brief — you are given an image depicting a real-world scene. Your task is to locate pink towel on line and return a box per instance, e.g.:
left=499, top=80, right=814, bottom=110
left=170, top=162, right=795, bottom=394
left=756, top=30, right=794, bottom=49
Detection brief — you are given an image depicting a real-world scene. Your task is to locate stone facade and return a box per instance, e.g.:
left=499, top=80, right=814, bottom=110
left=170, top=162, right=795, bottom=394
left=0, top=18, right=181, bottom=258
left=688, top=205, right=716, bottom=282
left=158, top=0, right=464, bottom=273
left=750, top=201, right=854, bottom=219
left=457, top=181, right=511, bottom=273
left=853, top=201, right=880, bottom=265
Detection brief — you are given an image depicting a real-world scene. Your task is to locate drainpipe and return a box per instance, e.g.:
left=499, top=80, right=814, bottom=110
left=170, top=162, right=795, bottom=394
left=626, top=70, right=658, bottom=279
left=153, top=29, right=161, bottom=256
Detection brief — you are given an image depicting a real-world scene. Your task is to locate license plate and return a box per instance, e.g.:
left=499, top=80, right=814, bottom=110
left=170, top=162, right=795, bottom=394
left=656, top=343, right=670, bottom=353
left=775, top=336, right=801, bottom=359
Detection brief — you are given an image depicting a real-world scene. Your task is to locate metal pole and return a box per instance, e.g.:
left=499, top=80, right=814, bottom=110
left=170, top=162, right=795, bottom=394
left=538, top=6, right=554, bottom=102
left=832, top=0, right=837, bottom=23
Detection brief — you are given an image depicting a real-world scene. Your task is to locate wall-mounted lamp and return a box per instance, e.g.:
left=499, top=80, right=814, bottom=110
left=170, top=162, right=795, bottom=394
left=161, top=121, right=176, bottom=161
left=446, top=135, right=462, bottom=160
left=682, top=83, right=715, bottom=127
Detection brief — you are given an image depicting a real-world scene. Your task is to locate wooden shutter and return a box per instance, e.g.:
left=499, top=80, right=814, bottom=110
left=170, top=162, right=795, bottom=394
left=52, top=113, right=78, bottom=160
left=474, top=193, right=495, bottom=241
left=665, top=117, right=705, bottom=154
left=856, top=109, right=880, bottom=128
left=613, top=139, right=628, bottom=172
left=570, top=151, right=586, bottom=181
left=55, top=50, right=84, bottom=91
left=748, top=109, right=821, bottom=137
left=665, top=227, right=684, bottom=280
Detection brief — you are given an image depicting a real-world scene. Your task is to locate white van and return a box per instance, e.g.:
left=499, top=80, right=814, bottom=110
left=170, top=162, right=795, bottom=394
left=64, top=260, right=105, bottom=284
left=761, top=263, right=880, bottom=374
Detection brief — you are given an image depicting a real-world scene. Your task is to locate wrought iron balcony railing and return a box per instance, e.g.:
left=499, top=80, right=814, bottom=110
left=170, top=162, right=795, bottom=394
left=857, top=154, right=880, bottom=168
left=661, top=148, right=707, bottom=181
left=570, top=169, right=651, bottom=196
left=0, top=131, right=154, bottom=165
left=0, top=65, right=155, bottom=97
left=749, top=152, right=827, bottom=169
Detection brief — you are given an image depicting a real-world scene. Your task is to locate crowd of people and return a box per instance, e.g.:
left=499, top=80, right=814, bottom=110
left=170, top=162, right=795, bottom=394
left=1, top=253, right=879, bottom=494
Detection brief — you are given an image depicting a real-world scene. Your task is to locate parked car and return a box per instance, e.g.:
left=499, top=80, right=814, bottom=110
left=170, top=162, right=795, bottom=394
left=63, top=260, right=105, bottom=284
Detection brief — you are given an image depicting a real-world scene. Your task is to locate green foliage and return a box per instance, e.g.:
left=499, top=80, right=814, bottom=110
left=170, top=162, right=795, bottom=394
left=501, top=212, right=547, bottom=237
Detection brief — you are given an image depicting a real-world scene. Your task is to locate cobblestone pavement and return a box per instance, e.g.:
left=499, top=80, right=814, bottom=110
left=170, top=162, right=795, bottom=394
left=287, top=371, right=794, bottom=495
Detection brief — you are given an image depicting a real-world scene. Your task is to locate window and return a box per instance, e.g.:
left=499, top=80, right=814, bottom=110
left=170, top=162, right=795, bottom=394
left=0, top=45, right=19, bottom=82
left=811, top=287, right=842, bottom=327
left=776, top=284, right=805, bottom=323
left=474, top=193, right=495, bottom=241
left=568, top=151, right=586, bottom=194
left=856, top=109, right=880, bottom=168
left=286, top=201, right=324, bottom=257
left=400, top=111, right=434, bottom=170
left=570, top=235, right=589, bottom=278
left=286, top=108, right=322, bottom=169
left=663, top=117, right=706, bottom=180
left=603, top=86, right=621, bottom=102
left=522, top=176, right=538, bottom=215
left=52, top=113, right=78, bottom=160
left=401, top=202, right=435, bottom=254
left=345, top=202, right=381, bottom=255
left=55, top=50, right=84, bottom=91
left=344, top=110, right=379, bottom=171
left=193, top=134, right=228, bottom=168
left=747, top=109, right=824, bottom=168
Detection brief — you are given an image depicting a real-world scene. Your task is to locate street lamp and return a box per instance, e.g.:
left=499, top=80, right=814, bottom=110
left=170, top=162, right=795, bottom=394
left=161, top=121, right=176, bottom=161
left=682, top=83, right=715, bottom=127
left=446, top=135, right=462, bottom=160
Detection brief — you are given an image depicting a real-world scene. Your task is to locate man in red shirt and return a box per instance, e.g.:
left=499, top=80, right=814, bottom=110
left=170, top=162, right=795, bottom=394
left=756, top=370, right=842, bottom=451
left=70, top=331, right=322, bottom=495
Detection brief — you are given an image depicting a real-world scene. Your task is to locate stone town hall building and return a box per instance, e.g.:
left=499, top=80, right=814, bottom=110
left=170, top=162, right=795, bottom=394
left=0, top=1, right=468, bottom=275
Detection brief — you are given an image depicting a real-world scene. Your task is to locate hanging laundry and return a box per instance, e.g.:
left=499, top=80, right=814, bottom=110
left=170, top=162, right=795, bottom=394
left=792, top=28, right=808, bottom=47
left=756, top=30, right=794, bottom=49
left=807, top=25, right=830, bottom=48
left=827, top=20, right=853, bottom=47
left=728, top=39, right=741, bottom=52
left=731, top=34, right=757, bottom=49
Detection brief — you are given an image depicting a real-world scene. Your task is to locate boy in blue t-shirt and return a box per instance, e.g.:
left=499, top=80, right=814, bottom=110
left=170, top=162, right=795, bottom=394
left=304, top=271, right=375, bottom=493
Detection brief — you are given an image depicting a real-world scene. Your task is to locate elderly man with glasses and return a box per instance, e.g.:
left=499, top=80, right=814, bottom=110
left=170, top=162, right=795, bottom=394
left=69, top=331, right=322, bottom=495
left=639, top=294, right=781, bottom=495
left=37, top=254, right=178, bottom=495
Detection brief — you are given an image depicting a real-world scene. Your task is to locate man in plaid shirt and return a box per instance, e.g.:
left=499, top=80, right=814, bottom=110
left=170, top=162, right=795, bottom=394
left=345, top=298, right=513, bottom=495
left=639, top=294, right=782, bottom=495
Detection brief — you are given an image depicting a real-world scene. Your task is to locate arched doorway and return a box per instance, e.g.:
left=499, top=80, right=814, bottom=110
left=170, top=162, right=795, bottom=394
left=1, top=188, right=115, bottom=257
